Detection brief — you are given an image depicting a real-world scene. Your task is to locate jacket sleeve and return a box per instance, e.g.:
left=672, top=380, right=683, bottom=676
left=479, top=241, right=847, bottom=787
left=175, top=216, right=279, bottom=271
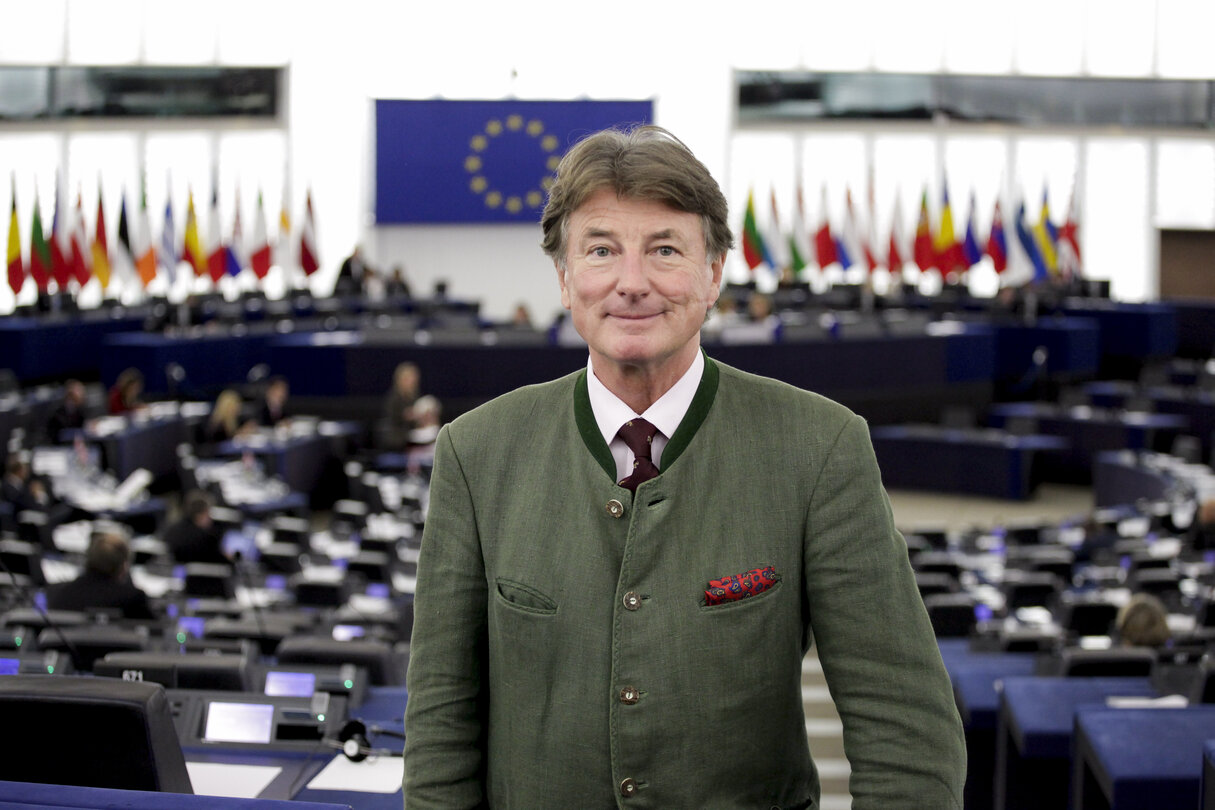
left=403, top=426, right=489, bottom=808
left=803, top=413, right=966, bottom=809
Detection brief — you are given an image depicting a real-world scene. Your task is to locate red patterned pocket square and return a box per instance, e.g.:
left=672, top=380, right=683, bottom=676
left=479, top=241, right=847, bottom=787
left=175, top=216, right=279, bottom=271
left=704, top=566, right=780, bottom=606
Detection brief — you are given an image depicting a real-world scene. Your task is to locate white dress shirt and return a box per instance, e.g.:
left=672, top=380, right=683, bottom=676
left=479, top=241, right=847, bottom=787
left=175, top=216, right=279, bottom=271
left=586, top=351, right=704, bottom=484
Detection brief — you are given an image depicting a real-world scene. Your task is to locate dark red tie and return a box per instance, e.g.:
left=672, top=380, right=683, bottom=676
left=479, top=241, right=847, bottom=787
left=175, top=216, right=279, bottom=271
left=617, top=418, right=659, bottom=491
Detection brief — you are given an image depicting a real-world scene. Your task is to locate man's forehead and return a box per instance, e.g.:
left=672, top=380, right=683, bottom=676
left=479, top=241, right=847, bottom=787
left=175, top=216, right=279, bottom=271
left=570, top=191, right=701, bottom=239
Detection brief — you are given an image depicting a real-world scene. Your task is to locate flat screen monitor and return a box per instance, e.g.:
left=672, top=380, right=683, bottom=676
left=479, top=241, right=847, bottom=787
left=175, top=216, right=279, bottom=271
left=203, top=701, right=275, bottom=744
left=221, top=530, right=259, bottom=562
left=264, top=670, right=316, bottom=697
left=0, top=658, right=19, bottom=675
left=177, top=616, right=206, bottom=640
left=332, top=624, right=365, bottom=641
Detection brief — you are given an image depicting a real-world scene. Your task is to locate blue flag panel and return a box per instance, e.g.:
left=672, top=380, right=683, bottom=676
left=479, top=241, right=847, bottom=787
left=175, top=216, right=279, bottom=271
left=375, top=99, right=654, bottom=224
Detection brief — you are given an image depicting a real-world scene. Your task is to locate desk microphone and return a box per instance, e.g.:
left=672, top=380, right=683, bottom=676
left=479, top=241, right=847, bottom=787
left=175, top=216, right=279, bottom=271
left=0, top=552, right=81, bottom=667
left=324, top=719, right=406, bottom=762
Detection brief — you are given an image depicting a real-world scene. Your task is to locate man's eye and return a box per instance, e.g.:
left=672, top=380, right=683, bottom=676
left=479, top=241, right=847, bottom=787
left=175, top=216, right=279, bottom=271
left=591, top=247, right=611, bottom=257
left=656, top=246, right=677, bottom=257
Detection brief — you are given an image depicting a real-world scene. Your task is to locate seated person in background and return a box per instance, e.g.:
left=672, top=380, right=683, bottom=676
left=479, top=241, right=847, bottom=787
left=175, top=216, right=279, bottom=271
left=46, top=379, right=87, bottom=443
left=381, top=362, right=421, bottom=451
left=200, top=389, right=253, bottom=447
left=258, top=376, right=290, bottom=428
left=163, top=490, right=227, bottom=565
left=408, top=395, right=443, bottom=446
left=46, top=527, right=154, bottom=620
left=2, top=457, right=54, bottom=513
left=334, top=244, right=371, bottom=297
left=1116, top=593, right=1170, bottom=647
left=107, top=368, right=144, bottom=415
left=385, top=264, right=413, bottom=298
left=510, top=302, right=533, bottom=328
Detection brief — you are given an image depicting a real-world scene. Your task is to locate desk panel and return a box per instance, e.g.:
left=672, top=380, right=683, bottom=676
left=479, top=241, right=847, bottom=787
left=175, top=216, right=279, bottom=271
left=1074, top=706, right=1215, bottom=810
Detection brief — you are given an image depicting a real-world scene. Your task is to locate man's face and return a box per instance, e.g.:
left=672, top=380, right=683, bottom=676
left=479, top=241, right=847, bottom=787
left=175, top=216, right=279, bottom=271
left=558, top=189, right=722, bottom=383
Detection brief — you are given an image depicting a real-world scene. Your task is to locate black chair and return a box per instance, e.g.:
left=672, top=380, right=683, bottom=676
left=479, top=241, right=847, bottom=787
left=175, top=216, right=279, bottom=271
left=923, top=593, right=977, bottom=638
left=1058, top=598, right=1120, bottom=637
left=915, top=572, right=958, bottom=600
left=1002, top=571, right=1061, bottom=611
left=95, top=651, right=252, bottom=691
left=36, top=625, right=148, bottom=672
left=0, top=675, right=192, bottom=792
left=1189, top=657, right=1215, bottom=704
left=1059, top=647, right=1155, bottom=678
left=183, top=562, right=235, bottom=599
left=275, top=636, right=404, bottom=686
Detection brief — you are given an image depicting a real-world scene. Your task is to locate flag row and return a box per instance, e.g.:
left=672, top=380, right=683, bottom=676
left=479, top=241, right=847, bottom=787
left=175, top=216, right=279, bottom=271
left=6, top=175, right=320, bottom=296
left=741, top=182, right=1083, bottom=285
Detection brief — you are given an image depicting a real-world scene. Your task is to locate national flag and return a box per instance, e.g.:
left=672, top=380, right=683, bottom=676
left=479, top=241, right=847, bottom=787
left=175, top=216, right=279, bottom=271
left=986, top=199, right=1008, bottom=274
left=887, top=192, right=907, bottom=274
left=277, top=179, right=293, bottom=272
left=376, top=99, right=653, bottom=224
left=7, top=177, right=24, bottom=295
left=116, top=191, right=134, bottom=285
left=50, top=173, right=71, bottom=289
left=28, top=188, right=50, bottom=291
left=934, top=184, right=964, bottom=277
left=913, top=189, right=935, bottom=272
left=182, top=189, right=206, bottom=277
left=160, top=183, right=178, bottom=281
left=1033, top=189, right=1059, bottom=276
left=1015, top=198, right=1048, bottom=282
left=764, top=189, right=787, bottom=274
left=835, top=188, right=862, bottom=270
left=740, top=189, right=768, bottom=271
left=961, top=191, right=983, bottom=268
left=814, top=186, right=838, bottom=268
left=250, top=190, right=271, bottom=279
left=299, top=189, right=319, bottom=276
left=134, top=180, right=158, bottom=286
left=862, top=170, right=879, bottom=272
left=1058, top=185, right=1082, bottom=279
left=91, top=183, right=111, bottom=289
left=226, top=189, right=245, bottom=277
left=788, top=184, right=810, bottom=278
left=69, top=190, right=92, bottom=287
left=206, top=186, right=227, bottom=282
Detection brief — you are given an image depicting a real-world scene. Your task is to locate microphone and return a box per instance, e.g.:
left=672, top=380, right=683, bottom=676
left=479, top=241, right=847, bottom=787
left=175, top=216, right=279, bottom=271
left=322, top=719, right=405, bottom=762
left=0, top=551, right=81, bottom=668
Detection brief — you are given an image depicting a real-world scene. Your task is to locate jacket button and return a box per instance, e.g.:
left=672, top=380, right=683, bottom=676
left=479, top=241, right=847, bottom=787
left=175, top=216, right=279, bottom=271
left=622, top=591, right=641, bottom=611
left=619, top=777, right=637, bottom=797
left=605, top=499, right=625, bottom=518
left=620, top=686, right=639, bottom=704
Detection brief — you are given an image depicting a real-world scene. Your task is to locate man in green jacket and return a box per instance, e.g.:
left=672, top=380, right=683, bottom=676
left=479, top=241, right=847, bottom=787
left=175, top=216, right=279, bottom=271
left=403, top=125, right=966, bottom=809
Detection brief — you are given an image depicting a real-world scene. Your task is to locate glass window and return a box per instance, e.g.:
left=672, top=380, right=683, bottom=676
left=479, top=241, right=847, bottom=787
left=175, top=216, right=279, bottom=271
left=1155, top=139, right=1215, bottom=229
left=1086, top=138, right=1151, bottom=300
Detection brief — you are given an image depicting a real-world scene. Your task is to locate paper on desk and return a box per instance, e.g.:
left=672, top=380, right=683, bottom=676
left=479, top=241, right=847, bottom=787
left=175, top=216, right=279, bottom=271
left=186, top=762, right=282, bottom=798
left=307, top=754, right=404, bottom=793
left=1105, top=694, right=1189, bottom=709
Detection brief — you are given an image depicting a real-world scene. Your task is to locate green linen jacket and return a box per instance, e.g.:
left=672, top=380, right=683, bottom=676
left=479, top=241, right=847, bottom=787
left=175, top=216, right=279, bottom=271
left=403, top=357, right=965, bottom=809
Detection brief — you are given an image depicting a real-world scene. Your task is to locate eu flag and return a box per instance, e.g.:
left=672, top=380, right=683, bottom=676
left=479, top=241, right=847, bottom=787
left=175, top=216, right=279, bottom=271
left=375, top=99, right=654, bottom=224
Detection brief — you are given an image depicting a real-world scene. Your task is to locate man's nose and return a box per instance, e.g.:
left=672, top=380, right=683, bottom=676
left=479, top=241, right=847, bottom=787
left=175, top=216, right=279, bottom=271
left=615, top=251, right=649, bottom=295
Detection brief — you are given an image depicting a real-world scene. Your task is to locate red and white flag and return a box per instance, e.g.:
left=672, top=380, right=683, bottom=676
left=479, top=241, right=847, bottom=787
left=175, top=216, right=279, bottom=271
left=250, top=190, right=271, bottom=279
left=299, top=189, right=319, bottom=276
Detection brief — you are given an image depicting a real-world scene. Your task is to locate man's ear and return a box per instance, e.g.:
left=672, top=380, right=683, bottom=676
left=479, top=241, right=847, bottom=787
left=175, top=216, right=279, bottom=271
left=556, top=261, right=572, bottom=310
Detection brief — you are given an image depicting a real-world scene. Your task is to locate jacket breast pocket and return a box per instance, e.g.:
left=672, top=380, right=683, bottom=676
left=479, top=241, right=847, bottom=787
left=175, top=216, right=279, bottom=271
left=494, top=577, right=558, bottom=615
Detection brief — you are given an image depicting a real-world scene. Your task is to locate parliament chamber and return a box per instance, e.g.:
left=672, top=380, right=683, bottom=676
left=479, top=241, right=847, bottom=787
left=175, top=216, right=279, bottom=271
left=1, top=283, right=1215, bottom=809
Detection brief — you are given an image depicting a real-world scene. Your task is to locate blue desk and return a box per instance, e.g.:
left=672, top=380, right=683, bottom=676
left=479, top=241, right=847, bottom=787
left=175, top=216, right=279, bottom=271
left=0, top=313, right=148, bottom=383
left=1203, top=739, right=1215, bottom=810
left=988, top=403, right=1189, bottom=484
left=102, top=328, right=314, bottom=397
left=940, top=639, right=1038, bottom=810
left=0, top=780, right=351, bottom=809
left=870, top=425, right=1068, bottom=500
left=996, top=677, right=1156, bottom=810
left=1059, top=301, right=1178, bottom=369
left=1073, top=706, right=1215, bottom=809
left=81, top=414, right=193, bottom=480
left=991, top=317, right=1101, bottom=391
left=1092, top=452, right=1176, bottom=509
left=267, top=326, right=998, bottom=425
left=1167, top=297, right=1215, bottom=360
left=219, top=425, right=357, bottom=503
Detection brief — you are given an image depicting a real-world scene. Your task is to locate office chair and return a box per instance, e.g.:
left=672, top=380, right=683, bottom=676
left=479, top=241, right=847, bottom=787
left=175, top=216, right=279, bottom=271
left=0, top=675, right=192, bottom=792
left=1058, top=647, right=1155, bottom=678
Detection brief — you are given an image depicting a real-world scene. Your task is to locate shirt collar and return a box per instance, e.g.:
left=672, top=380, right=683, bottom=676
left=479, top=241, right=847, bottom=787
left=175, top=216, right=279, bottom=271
left=586, top=351, right=705, bottom=446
